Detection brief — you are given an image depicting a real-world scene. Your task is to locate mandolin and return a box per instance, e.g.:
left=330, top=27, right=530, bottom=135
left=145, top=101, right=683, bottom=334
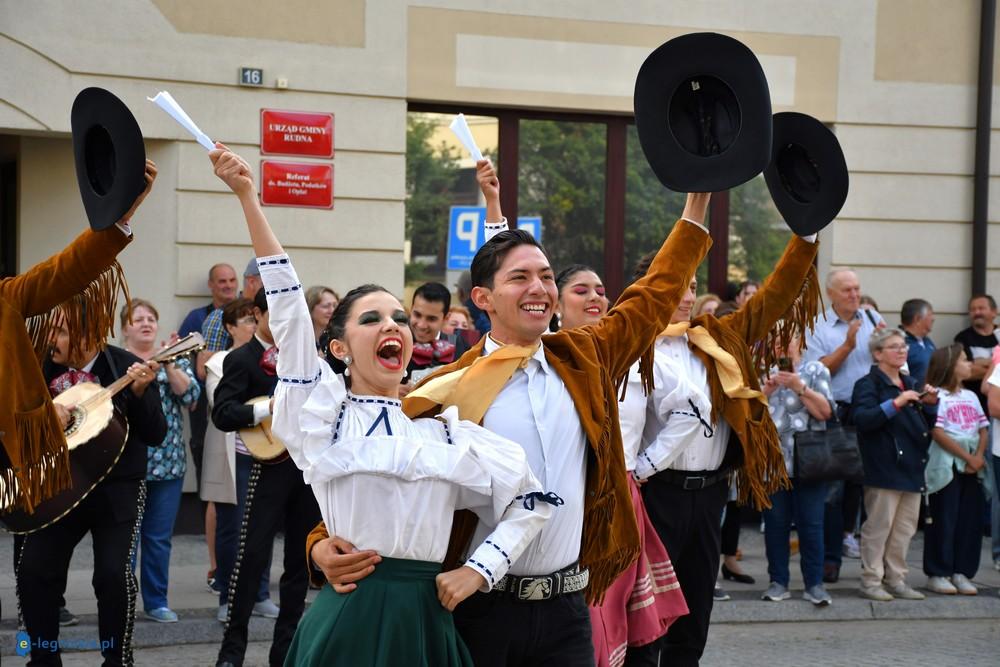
left=1, top=333, right=205, bottom=534
left=239, top=396, right=289, bottom=464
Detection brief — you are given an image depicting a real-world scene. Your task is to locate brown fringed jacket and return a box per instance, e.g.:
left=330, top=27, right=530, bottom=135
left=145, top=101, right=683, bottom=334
left=643, top=235, right=821, bottom=510
left=0, top=227, right=130, bottom=514
left=305, top=219, right=712, bottom=604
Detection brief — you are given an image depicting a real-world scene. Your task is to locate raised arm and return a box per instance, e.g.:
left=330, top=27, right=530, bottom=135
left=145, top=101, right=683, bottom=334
left=0, top=160, right=155, bottom=318
left=210, top=143, right=283, bottom=258
left=584, top=193, right=713, bottom=382
left=720, top=235, right=820, bottom=347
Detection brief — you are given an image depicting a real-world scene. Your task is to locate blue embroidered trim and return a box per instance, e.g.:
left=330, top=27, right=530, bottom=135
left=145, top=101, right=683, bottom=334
left=347, top=394, right=402, bottom=408
left=278, top=370, right=321, bottom=385
left=331, top=402, right=347, bottom=443
left=485, top=540, right=511, bottom=567
left=669, top=399, right=715, bottom=438
left=641, top=450, right=659, bottom=473
left=265, top=283, right=302, bottom=296
left=440, top=420, right=453, bottom=445
left=364, top=407, right=393, bottom=437
left=257, top=257, right=290, bottom=266
left=515, top=491, right=564, bottom=511
left=467, top=558, right=493, bottom=584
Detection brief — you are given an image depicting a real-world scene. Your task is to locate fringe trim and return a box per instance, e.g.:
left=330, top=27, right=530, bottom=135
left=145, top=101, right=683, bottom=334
left=25, top=260, right=129, bottom=364
left=7, top=401, right=71, bottom=513
left=755, top=264, right=824, bottom=378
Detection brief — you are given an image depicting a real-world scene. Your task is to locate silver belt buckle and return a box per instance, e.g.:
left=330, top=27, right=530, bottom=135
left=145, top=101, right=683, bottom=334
left=517, top=576, right=553, bottom=601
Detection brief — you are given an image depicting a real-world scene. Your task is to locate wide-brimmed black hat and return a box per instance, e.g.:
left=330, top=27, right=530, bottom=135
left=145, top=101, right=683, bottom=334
left=71, top=88, right=146, bottom=231
left=764, top=112, right=848, bottom=235
left=634, top=32, right=773, bottom=193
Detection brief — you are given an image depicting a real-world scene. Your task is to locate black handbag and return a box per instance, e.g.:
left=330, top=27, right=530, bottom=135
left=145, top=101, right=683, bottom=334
left=793, top=418, right=865, bottom=484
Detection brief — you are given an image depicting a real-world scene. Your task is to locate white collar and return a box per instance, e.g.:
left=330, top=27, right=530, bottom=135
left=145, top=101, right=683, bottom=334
left=255, top=333, right=274, bottom=350
left=483, top=334, right=549, bottom=374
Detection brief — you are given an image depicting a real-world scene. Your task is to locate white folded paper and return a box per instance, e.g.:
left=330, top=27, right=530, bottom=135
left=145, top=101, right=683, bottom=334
left=449, top=113, right=484, bottom=162
left=147, top=91, right=214, bottom=151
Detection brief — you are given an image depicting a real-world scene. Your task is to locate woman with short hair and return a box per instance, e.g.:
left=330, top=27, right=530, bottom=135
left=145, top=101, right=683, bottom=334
left=851, top=327, right=938, bottom=601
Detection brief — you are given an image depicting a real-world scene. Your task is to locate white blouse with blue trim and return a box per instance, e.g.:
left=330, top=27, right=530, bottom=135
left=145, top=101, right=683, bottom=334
left=259, top=253, right=552, bottom=590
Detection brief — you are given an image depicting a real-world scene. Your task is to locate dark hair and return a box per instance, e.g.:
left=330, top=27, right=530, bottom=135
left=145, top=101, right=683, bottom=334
left=550, top=264, right=601, bottom=332
left=326, top=284, right=393, bottom=341
left=222, top=298, right=255, bottom=329
left=926, top=343, right=965, bottom=392
left=970, top=293, right=997, bottom=310
left=253, top=286, right=268, bottom=313
left=632, top=251, right=656, bottom=282
left=738, top=280, right=760, bottom=295
left=470, top=229, right=547, bottom=289
left=413, top=282, right=451, bottom=314
left=900, top=298, right=932, bottom=326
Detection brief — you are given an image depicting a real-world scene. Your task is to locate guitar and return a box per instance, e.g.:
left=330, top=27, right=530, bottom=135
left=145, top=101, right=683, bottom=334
left=0, top=333, right=205, bottom=534
left=239, top=396, right=289, bottom=464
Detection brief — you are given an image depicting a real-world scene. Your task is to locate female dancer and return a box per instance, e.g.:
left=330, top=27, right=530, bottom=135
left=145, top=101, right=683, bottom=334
left=208, top=145, right=553, bottom=667
left=551, top=262, right=688, bottom=667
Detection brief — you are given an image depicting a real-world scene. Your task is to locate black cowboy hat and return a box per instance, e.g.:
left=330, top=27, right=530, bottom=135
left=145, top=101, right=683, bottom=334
left=634, top=32, right=773, bottom=193
left=71, top=88, right=146, bottom=231
left=763, top=112, right=848, bottom=235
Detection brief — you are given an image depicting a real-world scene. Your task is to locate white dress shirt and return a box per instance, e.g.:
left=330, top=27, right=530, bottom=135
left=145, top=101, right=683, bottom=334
left=635, top=334, right=731, bottom=479
left=261, top=254, right=550, bottom=590
left=618, top=362, right=647, bottom=472
left=473, top=335, right=588, bottom=576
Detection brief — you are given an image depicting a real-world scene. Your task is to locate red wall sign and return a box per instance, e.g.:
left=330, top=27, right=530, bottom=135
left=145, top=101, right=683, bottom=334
left=260, top=161, right=333, bottom=209
left=260, top=109, right=334, bottom=158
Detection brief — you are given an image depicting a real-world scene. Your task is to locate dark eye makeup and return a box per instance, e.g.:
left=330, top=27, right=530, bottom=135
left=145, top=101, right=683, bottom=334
left=359, top=309, right=410, bottom=326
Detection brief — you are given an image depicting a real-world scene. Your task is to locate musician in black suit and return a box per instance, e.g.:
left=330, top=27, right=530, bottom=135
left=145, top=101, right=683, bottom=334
left=213, top=287, right=321, bottom=667
left=17, top=310, right=166, bottom=667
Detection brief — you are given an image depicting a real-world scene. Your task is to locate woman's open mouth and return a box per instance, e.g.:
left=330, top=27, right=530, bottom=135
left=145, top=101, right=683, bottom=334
left=376, top=337, right=403, bottom=370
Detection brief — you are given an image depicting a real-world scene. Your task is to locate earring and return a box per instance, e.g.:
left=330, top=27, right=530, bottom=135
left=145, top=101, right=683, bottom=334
left=343, top=355, right=352, bottom=377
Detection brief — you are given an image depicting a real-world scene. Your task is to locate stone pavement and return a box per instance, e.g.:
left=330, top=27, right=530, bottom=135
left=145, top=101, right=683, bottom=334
left=2, top=525, right=998, bottom=661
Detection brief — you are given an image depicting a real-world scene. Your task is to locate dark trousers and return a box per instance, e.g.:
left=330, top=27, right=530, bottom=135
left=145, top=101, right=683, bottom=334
left=720, top=500, right=741, bottom=556
left=216, top=458, right=321, bottom=667
left=763, top=480, right=828, bottom=588
left=642, top=474, right=728, bottom=667
left=824, top=479, right=863, bottom=567
left=188, top=390, right=208, bottom=486
left=924, top=472, right=984, bottom=578
left=453, top=590, right=595, bottom=667
left=18, top=480, right=144, bottom=667
left=214, top=453, right=271, bottom=607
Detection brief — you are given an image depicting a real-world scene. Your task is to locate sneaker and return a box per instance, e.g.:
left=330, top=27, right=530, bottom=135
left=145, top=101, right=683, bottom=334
left=713, top=584, right=731, bottom=602
left=206, top=570, right=218, bottom=593
left=144, top=607, right=179, bottom=623
left=58, top=607, right=78, bottom=627
left=951, top=574, right=978, bottom=596
left=926, top=576, right=958, bottom=595
left=252, top=598, right=280, bottom=618
left=217, top=604, right=228, bottom=624
left=842, top=534, right=861, bottom=559
left=859, top=585, right=894, bottom=601
left=886, top=582, right=925, bottom=600
left=761, top=582, right=791, bottom=602
left=803, top=584, right=833, bottom=606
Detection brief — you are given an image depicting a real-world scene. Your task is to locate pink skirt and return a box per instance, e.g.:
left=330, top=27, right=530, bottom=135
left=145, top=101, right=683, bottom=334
left=590, top=476, right=688, bottom=667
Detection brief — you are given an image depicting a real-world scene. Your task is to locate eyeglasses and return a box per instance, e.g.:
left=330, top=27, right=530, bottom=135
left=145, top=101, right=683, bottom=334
left=882, top=344, right=909, bottom=352
left=236, top=316, right=257, bottom=326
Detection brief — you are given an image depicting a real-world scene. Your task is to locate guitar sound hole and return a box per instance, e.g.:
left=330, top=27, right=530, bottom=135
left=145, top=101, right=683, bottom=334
left=64, top=407, right=85, bottom=437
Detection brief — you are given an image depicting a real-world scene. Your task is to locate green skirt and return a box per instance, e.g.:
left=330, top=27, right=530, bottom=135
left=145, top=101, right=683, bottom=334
left=284, top=557, right=473, bottom=667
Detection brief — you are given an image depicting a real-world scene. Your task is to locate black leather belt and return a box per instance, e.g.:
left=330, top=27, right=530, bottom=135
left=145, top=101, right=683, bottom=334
left=655, top=468, right=731, bottom=490
left=492, top=562, right=589, bottom=601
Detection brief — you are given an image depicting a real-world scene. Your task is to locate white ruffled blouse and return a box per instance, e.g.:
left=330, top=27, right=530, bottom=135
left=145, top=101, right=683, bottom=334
left=260, top=253, right=553, bottom=590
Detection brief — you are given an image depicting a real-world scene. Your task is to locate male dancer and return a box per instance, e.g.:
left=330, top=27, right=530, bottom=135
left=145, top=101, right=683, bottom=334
left=634, top=232, right=820, bottom=666
left=17, top=309, right=167, bottom=667
left=212, top=287, right=321, bottom=667
left=308, top=160, right=713, bottom=665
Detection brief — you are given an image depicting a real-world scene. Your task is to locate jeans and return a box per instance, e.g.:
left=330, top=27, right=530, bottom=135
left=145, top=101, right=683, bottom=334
left=215, top=453, right=270, bottom=606
left=135, top=477, right=184, bottom=611
left=763, top=479, right=827, bottom=588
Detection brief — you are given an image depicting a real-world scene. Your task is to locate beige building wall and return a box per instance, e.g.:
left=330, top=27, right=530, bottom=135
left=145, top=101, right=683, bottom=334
left=2, top=0, right=997, bottom=347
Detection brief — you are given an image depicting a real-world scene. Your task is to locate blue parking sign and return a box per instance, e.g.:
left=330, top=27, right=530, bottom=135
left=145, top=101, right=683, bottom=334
left=446, top=207, right=487, bottom=271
